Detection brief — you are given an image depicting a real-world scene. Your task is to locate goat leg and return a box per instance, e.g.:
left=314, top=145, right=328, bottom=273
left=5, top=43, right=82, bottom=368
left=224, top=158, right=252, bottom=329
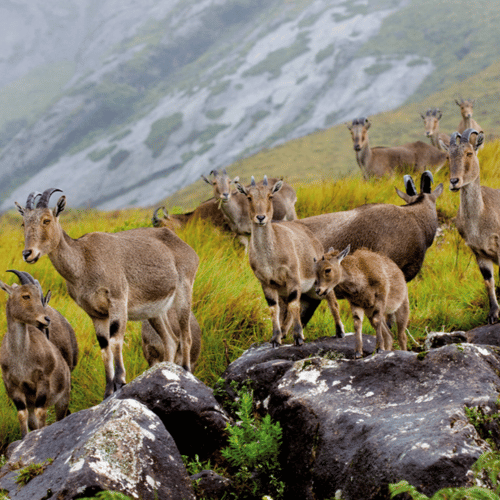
left=351, top=305, right=364, bottom=359
left=477, top=257, right=500, bottom=324
left=325, top=290, right=345, bottom=338
left=265, top=287, right=282, bottom=348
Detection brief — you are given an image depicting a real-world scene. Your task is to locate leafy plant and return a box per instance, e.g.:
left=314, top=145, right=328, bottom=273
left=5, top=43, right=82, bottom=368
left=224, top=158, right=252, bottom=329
left=221, top=387, right=285, bottom=499
left=15, top=458, right=53, bottom=486
left=389, top=451, right=500, bottom=499
left=80, top=492, right=133, bottom=500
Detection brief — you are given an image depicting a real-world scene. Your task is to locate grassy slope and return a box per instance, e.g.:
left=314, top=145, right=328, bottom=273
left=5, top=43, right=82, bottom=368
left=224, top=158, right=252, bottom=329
left=1, top=136, right=500, bottom=452
left=165, top=58, right=500, bottom=210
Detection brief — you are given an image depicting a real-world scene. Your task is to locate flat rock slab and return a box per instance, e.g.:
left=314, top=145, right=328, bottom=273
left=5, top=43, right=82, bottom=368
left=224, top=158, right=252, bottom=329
left=112, top=362, right=231, bottom=459
left=467, top=324, right=500, bottom=347
left=267, top=344, right=500, bottom=500
left=0, top=398, right=195, bottom=500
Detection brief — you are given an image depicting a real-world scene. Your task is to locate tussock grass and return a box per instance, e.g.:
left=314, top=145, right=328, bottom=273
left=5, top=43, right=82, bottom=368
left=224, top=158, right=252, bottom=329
left=1, top=139, right=500, bottom=454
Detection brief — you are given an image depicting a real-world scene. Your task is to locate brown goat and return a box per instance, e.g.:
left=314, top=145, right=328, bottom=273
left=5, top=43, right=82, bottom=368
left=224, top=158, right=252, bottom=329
left=152, top=199, right=229, bottom=232
left=0, top=270, right=78, bottom=437
left=201, top=169, right=297, bottom=248
left=441, top=128, right=500, bottom=323
left=455, top=99, right=483, bottom=135
left=314, top=246, right=409, bottom=358
left=347, top=117, right=448, bottom=179
left=421, top=108, right=450, bottom=151
left=297, top=171, right=442, bottom=326
left=16, top=188, right=199, bottom=399
left=236, top=176, right=326, bottom=347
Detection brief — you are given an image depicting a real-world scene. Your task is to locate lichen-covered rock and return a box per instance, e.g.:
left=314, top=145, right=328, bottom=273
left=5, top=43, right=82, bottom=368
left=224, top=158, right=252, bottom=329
left=267, top=344, right=500, bottom=500
left=220, top=334, right=377, bottom=404
left=112, top=361, right=231, bottom=459
left=0, top=398, right=195, bottom=500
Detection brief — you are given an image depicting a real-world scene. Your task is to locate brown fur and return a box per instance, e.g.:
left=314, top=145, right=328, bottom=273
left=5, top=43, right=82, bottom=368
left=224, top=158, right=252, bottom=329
left=442, top=129, right=499, bottom=323
left=236, top=177, right=326, bottom=347
left=347, top=117, right=448, bottom=179
left=421, top=108, right=450, bottom=151
left=455, top=99, right=483, bottom=136
left=0, top=272, right=78, bottom=437
left=16, top=189, right=199, bottom=399
left=314, top=247, right=409, bottom=358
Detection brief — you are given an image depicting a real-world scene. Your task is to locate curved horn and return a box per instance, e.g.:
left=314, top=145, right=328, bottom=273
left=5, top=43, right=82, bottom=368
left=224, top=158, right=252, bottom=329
left=209, top=169, right=219, bottom=177
left=37, top=188, right=62, bottom=208
left=460, top=128, right=478, bottom=143
left=403, top=175, right=417, bottom=197
left=152, top=207, right=165, bottom=225
left=251, top=176, right=256, bottom=186
left=7, top=269, right=36, bottom=285
left=420, top=171, right=434, bottom=194
left=449, top=132, right=461, bottom=146
left=26, top=191, right=42, bottom=210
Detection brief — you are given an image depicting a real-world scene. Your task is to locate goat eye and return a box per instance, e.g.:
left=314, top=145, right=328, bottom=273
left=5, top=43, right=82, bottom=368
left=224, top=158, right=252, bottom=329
left=325, top=269, right=331, bottom=274
left=22, top=294, right=30, bottom=300
left=43, top=219, right=51, bottom=225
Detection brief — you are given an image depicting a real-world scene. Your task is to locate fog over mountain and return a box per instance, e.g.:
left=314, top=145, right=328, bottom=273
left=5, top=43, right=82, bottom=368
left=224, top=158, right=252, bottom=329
left=0, top=0, right=496, bottom=210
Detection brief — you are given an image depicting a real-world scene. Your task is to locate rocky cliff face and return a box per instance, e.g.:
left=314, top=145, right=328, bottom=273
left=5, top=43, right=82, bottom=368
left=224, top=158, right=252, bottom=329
left=0, top=0, right=432, bottom=211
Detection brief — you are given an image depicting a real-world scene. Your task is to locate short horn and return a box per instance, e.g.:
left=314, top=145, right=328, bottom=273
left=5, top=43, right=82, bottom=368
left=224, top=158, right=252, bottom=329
left=263, top=175, right=268, bottom=186
left=251, top=176, right=256, bottom=186
left=37, top=188, right=62, bottom=208
left=209, top=169, right=219, bottom=177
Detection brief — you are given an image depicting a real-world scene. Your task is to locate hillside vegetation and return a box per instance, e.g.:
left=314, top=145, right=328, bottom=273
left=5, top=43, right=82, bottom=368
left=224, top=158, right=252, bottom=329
left=1, top=136, right=500, bottom=453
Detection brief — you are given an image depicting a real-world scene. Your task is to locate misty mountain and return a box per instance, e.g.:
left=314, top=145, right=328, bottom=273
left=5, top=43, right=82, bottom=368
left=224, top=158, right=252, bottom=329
left=0, top=0, right=499, bottom=211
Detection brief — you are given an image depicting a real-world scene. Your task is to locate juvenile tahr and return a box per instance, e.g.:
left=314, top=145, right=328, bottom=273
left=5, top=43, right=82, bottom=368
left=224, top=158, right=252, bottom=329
left=314, top=246, right=409, bottom=358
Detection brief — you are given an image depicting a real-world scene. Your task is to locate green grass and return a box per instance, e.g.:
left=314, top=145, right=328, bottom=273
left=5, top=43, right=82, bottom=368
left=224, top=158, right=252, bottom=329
left=1, top=137, right=500, bottom=458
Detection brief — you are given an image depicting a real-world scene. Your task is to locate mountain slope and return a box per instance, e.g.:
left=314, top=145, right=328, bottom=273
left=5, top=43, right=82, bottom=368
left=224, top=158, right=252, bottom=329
left=1, top=0, right=499, bottom=211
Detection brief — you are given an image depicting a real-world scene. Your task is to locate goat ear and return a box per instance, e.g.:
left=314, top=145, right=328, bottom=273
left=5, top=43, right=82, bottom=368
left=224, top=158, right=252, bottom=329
left=15, top=201, right=25, bottom=216
left=395, top=187, right=412, bottom=204
left=313, top=257, right=317, bottom=263
left=364, top=120, right=371, bottom=130
left=432, top=183, right=444, bottom=199
left=271, top=180, right=283, bottom=194
left=346, top=122, right=353, bottom=131
left=54, top=196, right=66, bottom=217
left=474, top=132, right=485, bottom=151
left=236, top=182, right=247, bottom=196
left=455, top=99, right=461, bottom=106
left=0, top=280, right=13, bottom=295
left=337, top=245, right=350, bottom=262
left=231, top=176, right=240, bottom=184
left=43, top=290, right=52, bottom=307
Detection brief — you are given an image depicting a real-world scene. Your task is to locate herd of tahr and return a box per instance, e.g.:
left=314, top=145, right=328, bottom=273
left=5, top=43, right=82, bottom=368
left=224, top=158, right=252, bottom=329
left=0, top=98, right=495, bottom=439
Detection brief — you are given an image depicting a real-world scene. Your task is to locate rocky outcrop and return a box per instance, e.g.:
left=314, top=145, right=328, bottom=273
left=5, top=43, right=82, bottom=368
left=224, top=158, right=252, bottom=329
left=0, top=397, right=195, bottom=500
left=221, top=338, right=500, bottom=499
left=112, top=362, right=230, bottom=459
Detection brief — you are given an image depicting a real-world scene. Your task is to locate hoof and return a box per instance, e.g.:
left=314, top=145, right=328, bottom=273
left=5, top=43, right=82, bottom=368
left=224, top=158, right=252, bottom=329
left=271, top=341, right=281, bottom=348
left=336, top=330, right=345, bottom=339
left=114, top=380, right=126, bottom=392
left=182, top=365, right=191, bottom=372
left=294, top=337, right=304, bottom=347
left=375, top=347, right=384, bottom=354
left=354, top=352, right=362, bottom=359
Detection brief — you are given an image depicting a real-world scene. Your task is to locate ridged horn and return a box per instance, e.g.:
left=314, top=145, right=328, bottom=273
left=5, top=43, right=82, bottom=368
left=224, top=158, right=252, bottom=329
left=152, top=207, right=165, bottom=225
left=460, top=128, right=478, bottom=144
left=26, top=191, right=42, bottom=210
left=37, top=188, right=62, bottom=208
left=7, top=269, right=35, bottom=285
left=449, top=132, right=461, bottom=146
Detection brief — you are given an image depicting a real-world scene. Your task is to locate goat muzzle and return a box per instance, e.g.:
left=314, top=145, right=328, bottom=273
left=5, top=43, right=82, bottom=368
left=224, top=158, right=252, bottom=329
left=449, top=178, right=461, bottom=191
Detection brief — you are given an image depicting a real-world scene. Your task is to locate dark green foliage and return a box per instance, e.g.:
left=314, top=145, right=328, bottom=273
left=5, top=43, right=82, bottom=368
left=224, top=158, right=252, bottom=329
left=88, top=145, right=117, bottom=162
